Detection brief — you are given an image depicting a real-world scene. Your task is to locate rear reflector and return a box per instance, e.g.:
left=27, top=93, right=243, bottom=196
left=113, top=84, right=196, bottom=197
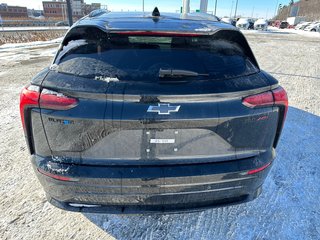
left=69, top=203, right=101, bottom=208
left=37, top=168, right=79, bottom=182
left=247, top=162, right=272, bottom=175
left=40, top=89, right=78, bottom=110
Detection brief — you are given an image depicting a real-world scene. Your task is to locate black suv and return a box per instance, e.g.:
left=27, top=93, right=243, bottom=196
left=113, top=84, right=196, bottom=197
left=20, top=10, right=288, bottom=214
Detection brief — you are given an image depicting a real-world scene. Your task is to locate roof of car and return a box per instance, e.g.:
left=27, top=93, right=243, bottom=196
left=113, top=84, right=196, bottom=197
left=73, top=10, right=237, bottom=34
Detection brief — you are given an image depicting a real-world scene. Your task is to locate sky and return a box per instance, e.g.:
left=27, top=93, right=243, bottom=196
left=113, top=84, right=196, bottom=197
left=1, top=0, right=289, bottom=18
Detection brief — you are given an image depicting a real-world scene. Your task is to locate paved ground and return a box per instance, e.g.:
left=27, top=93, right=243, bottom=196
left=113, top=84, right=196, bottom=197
left=0, top=30, right=319, bottom=240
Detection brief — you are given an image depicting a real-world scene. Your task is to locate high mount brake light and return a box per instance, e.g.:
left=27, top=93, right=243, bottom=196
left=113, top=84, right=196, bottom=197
left=19, top=85, right=78, bottom=130
left=115, top=31, right=202, bottom=37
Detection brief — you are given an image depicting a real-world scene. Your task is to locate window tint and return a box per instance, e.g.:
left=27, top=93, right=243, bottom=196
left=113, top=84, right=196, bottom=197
left=55, top=33, right=259, bottom=82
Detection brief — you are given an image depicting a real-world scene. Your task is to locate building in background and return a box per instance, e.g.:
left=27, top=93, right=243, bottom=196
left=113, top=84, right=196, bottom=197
left=27, top=9, right=44, bottom=18
left=289, top=2, right=299, bottom=17
left=83, top=3, right=101, bottom=15
left=42, top=0, right=102, bottom=19
left=0, top=3, right=28, bottom=18
left=71, top=0, right=84, bottom=17
left=42, top=1, right=67, bottom=18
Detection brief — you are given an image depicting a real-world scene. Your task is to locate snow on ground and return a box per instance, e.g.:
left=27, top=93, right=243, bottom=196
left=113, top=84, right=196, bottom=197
left=1, top=26, right=69, bottom=32
left=0, top=38, right=61, bottom=66
left=241, top=26, right=320, bottom=38
left=0, top=37, right=62, bottom=49
left=0, top=30, right=319, bottom=240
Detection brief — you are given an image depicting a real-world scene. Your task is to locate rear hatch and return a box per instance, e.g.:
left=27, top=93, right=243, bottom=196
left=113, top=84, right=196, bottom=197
left=39, top=27, right=279, bottom=165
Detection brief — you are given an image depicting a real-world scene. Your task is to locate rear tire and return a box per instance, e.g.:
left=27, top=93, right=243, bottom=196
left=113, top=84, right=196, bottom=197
left=311, top=29, right=316, bottom=32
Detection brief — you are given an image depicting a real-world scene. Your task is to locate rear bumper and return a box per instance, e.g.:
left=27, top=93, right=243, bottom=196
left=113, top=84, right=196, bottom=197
left=32, top=150, right=275, bottom=214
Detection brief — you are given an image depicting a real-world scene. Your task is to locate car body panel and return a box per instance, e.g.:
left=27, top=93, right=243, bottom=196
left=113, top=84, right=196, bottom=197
left=305, top=22, right=320, bottom=32
left=32, top=149, right=274, bottom=213
left=21, top=11, right=287, bottom=214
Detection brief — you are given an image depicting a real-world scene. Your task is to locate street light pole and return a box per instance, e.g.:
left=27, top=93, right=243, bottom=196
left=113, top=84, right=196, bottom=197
left=182, top=0, right=190, bottom=14
left=274, top=0, right=279, bottom=18
left=66, top=0, right=73, bottom=26
left=214, top=0, right=218, bottom=15
left=230, top=0, right=234, bottom=18
left=234, top=0, right=239, bottom=19
left=142, top=0, right=144, bottom=13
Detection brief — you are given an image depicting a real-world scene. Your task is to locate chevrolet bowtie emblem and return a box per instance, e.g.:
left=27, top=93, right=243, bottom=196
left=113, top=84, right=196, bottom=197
left=147, top=103, right=180, bottom=115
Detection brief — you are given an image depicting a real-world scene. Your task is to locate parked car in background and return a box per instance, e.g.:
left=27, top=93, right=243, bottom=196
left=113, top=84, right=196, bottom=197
left=20, top=10, right=288, bottom=214
left=236, top=18, right=254, bottom=30
left=272, top=20, right=280, bottom=28
left=55, top=21, right=68, bottom=26
left=279, top=21, right=289, bottom=29
left=304, top=22, right=320, bottom=32
left=295, top=22, right=311, bottom=30
left=221, top=17, right=236, bottom=26
left=254, top=19, right=268, bottom=30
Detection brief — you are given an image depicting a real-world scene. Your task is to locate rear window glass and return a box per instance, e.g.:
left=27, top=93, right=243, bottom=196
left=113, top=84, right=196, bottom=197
left=55, top=32, right=258, bottom=82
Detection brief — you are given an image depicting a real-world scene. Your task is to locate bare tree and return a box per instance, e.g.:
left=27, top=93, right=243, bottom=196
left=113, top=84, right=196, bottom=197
left=275, top=0, right=320, bottom=21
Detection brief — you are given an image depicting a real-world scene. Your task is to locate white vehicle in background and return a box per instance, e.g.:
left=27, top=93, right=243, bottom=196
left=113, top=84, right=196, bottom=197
left=220, top=17, right=236, bottom=26
left=295, top=22, right=311, bottom=30
left=304, top=22, right=320, bottom=32
left=254, top=19, right=268, bottom=30
left=221, top=17, right=232, bottom=24
left=236, top=18, right=254, bottom=30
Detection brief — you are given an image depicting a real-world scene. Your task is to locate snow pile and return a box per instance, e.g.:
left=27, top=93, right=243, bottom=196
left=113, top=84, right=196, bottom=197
left=0, top=37, right=62, bottom=50
left=242, top=27, right=320, bottom=38
left=0, top=38, right=62, bottom=65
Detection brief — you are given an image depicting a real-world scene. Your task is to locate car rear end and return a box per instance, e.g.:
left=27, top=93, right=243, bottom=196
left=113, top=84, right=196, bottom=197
left=279, top=22, right=289, bottom=29
left=236, top=21, right=249, bottom=30
left=254, top=20, right=268, bottom=31
left=20, top=19, right=288, bottom=213
left=305, top=23, right=320, bottom=32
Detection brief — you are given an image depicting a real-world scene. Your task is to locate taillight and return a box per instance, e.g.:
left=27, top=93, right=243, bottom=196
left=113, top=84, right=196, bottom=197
left=272, top=86, right=288, bottom=121
left=40, top=89, right=78, bottom=110
left=242, top=86, right=288, bottom=112
left=242, top=91, right=274, bottom=108
left=19, top=85, right=78, bottom=130
left=243, top=86, right=288, bottom=147
left=20, top=85, right=40, bottom=130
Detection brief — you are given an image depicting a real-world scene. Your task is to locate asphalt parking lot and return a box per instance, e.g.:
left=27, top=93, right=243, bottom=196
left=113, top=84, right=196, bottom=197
left=0, top=30, right=319, bottom=239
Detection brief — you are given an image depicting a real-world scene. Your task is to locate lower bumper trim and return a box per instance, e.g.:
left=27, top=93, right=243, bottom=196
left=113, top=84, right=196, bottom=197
left=49, top=187, right=262, bottom=214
